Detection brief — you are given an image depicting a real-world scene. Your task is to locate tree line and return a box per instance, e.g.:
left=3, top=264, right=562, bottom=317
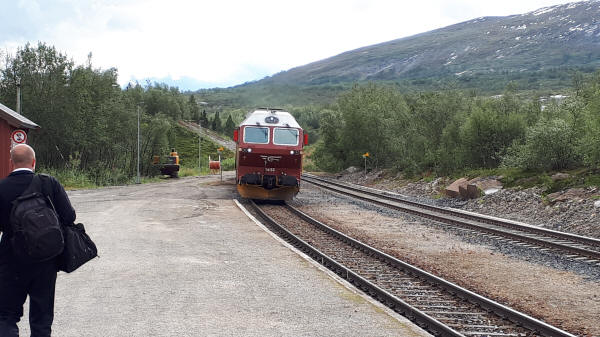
left=0, top=43, right=204, bottom=184
left=4, top=42, right=599, bottom=185
left=312, top=76, right=600, bottom=176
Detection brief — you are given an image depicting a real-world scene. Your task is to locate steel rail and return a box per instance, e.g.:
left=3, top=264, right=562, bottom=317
left=302, top=174, right=600, bottom=261
left=304, top=174, right=600, bottom=248
left=249, top=201, right=463, bottom=337
left=248, top=200, right=576, bottom=337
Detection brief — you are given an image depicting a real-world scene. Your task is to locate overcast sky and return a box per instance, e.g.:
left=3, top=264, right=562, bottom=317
left=0, top=0, right=583, bottom=90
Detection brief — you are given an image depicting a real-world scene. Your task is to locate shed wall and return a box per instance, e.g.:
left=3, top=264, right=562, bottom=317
left=0, top=119, right=11, bottom=178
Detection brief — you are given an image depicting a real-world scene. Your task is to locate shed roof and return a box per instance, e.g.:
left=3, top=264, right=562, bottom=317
left=0, top=101, right=39, bottom=129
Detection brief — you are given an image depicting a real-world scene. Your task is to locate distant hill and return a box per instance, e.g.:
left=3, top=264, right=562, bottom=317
left=197, top=1, right=600, bottom=107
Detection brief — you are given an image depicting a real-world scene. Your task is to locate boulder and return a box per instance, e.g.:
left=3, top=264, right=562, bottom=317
left=476, top=179, right=503, bottom=196
left=466, top=184, right=483, bottom=199
left=595, top=200, right=600, bottom=208
left=551, top=172, right=570, bottom=181
left=446, top=177, right=503, bottom=199
left=547, top=188, right=586, bottom=203
left=445, top=178, right=469, bottom=198
left=476, top=179, right=502, bottom=191
left=463, top=178, right=502, bottom=199
left=459, top=184, right=469, bottom=199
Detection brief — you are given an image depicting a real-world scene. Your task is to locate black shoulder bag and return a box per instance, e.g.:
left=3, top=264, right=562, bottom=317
left=59, top=222, right=98, bottom=273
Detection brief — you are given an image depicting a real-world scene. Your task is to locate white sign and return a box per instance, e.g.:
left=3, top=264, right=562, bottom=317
left=11, top=129, right=27, bottom=144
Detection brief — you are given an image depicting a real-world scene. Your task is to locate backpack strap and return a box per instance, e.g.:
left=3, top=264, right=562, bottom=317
left=37, top=174, right=58, bottom=213
left=18, top=175, right=57, bottom=212
left=19, top=174, right=43, bottom=197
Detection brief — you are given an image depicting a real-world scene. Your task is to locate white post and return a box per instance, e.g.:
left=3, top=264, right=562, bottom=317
left=136, top=105, right=141, bottom=184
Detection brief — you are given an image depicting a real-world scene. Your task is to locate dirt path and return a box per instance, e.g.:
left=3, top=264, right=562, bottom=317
left=179, top=121, right=236, bottom=151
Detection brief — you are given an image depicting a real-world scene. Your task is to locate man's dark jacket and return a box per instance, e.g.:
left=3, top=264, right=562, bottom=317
left=0, top=170, right=76, bottom=264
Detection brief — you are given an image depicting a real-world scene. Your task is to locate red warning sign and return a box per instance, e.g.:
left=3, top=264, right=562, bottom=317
left=10, top=129, right=27, bottom=144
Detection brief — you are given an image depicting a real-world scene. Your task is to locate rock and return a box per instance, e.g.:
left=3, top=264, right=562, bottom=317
left=551, top=172, right=570, bottom=181
left=445, top=177, right=469, bottom=198
left=476, top=179, right=502, bottom=191
left=473, top=179, right=502, bottom=197
left=459, top=184, right=469, bottom=199
left=594, top=200, right=600, bottom=208
left=484, top=187, right=501, bottom=195
left=459, top=178, right=502, bottom=199
left=344, top=166, right=360, bottom=174
left=547, top=188, right=587, bottom=204
left=431, top=177, right=443, bottom=189
left=466, top=184, right=482, bottom=199
left=547, top=191, right=562, bottom=201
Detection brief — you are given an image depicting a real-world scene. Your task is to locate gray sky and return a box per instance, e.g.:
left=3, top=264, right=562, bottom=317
left=0, top=0, right=582, bottom=90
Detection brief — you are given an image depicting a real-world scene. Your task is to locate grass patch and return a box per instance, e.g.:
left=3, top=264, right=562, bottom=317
left=456, top=168, right=504, bottom=180
left=178, top=166, right=200, bottom=177
left=583, top=173, right=600, bottom=187
left=38, top=167, right=98, bottom=190
left=38, top=166, right=162, bottom=190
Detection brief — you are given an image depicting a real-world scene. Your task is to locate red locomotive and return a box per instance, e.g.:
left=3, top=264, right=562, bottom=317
left=233, top=108, right=308, bottom=200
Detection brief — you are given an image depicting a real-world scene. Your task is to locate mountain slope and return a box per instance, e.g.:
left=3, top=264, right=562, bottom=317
left=198, top=1, right=600, bottom=107
left=263, top=1, right=600, bottom=86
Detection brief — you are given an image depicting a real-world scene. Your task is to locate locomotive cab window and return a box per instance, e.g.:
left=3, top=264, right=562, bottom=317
left=273, top=128, right=299, bottom=145
left=243, top=126, right=269, bottom=144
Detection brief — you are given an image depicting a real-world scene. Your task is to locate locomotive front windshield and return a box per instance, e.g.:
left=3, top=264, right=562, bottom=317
left=273, top=128, right=299, bottom=145
left=244, top=126, right=269, bottom=144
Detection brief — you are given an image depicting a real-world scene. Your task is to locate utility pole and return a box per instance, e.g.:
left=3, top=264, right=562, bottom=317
left=198, top=118, right=202, bottom=176
left=16, top=79, right=21, bottom=114
left=136, top=105, right=141, bottom=184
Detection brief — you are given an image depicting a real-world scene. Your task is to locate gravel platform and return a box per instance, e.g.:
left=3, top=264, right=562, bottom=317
left=16, top=174, right=430, bottom=337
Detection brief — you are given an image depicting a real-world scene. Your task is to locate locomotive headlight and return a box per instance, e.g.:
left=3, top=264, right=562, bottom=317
left=247, top=148, right=252, bottom=153
left=290, top=150, right=294, bottom=155
left=289, top=150, right=301, bottom=155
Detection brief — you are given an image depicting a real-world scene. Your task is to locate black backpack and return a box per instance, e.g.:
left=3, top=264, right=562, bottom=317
left=9, top=174, right=64, bottom=263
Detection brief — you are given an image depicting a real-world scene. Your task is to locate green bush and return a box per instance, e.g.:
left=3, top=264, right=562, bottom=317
left=460, top=104, right=526, bottom=168
left=221, top=157, right=235, bottom=171
left=580, top=120, right=600, bottom=167
left=502, top=118, right=581, bottom=171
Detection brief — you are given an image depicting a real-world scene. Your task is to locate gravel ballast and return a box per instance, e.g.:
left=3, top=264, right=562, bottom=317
left=335, top=170, right=600, bottom=239
left=293, top=180, right=600, bottom=336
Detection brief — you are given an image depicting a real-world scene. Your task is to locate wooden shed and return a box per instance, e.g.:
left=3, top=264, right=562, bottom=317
left=0, top=102, right=39, bottom=178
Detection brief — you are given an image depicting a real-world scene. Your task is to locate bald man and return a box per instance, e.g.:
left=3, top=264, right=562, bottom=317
left=0, top=144, right=75, bottom=337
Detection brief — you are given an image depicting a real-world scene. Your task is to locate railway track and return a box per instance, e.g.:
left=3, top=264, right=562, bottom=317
left=302, top=174, right=600, bottom=264
left=248, top=201, right=575, bottom=337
